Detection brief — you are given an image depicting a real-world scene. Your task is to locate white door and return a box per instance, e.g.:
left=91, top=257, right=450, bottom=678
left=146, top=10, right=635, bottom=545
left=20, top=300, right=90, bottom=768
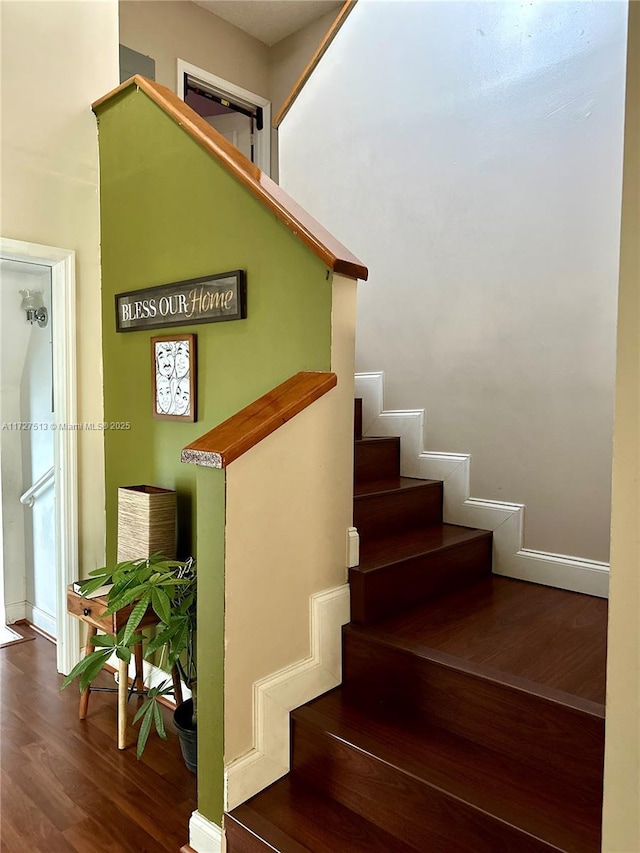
left=178, top=60, right=271, bottom=175
left=205, top=112, right=253, bottom=162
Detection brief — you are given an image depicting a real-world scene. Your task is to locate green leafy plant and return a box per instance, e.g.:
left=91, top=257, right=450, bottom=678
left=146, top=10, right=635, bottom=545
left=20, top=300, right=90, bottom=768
left=62, top=554, right=196, bottom=758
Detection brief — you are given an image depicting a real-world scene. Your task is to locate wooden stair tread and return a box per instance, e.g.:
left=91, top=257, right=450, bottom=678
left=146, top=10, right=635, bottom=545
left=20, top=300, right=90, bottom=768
left=353, top=436, right=400, bottom=454
left=224, top=417, right=607, bottom=852
left=357, top=523, right=492, bottom=571
left=354, top=476, right=440, bottom=497
left=365, top=575, right=607, bottom=705
left=229, top=775, right=419, bottom=853
left=293, top=689, right=602, bottom=851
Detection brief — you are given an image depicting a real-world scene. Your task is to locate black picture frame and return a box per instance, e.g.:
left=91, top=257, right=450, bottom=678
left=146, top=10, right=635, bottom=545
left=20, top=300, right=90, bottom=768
left=116, top=270, right=246, bottom=332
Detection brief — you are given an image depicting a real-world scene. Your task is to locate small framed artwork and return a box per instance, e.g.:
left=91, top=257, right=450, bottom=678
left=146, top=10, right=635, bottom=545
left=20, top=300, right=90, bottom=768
left=151, top=334, right=196, bottom=422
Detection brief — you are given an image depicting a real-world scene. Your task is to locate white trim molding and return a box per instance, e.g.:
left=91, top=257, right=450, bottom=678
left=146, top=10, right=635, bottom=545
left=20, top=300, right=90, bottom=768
left=176, top=59, right=271, bottom=176
left=26, top=604, right=56, bottom=639
left=5, top=602, right=26, bottom=624
left=0, top=237, right=80, bottom=673
left=189, top=810, right=223, bottom=853
left=224, top=583, right=350, bottom=811
left=355, top=372, right=609, bottom=598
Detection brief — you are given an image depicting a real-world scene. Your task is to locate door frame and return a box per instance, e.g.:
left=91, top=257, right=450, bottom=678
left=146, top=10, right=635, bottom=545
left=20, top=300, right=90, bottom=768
left=0, top=237, right=79, bottom=675
left=177, top=59, right=272, bottom=176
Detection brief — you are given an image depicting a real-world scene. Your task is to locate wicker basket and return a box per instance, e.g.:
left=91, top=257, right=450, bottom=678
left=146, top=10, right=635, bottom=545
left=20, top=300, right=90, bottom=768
left=117, top=485, right=176, bottom=562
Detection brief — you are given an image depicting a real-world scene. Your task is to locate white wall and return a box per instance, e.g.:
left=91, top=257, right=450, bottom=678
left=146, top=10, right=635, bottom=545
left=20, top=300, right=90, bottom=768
left=279, top=0, right=628, bottom=564
left=1, top=0, right=119, bottom=574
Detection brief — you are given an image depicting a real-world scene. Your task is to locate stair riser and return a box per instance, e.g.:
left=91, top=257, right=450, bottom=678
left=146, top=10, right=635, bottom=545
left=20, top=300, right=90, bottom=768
left=230, top=776, right=421, bottom=853
left=343, top=631, right=605, bottom=794
left=354, top=398, right=363, bottom=441
left=349, top=535, right=492, bottom=625
left=354, top=438, right=400, bottom=484
left=225, top=819, right=272, bottom=853
left=354, top=482, right=443, bottom=539
left=292, top=719, right=557, bottom=853
left=226, top=811, right=308, bottom=853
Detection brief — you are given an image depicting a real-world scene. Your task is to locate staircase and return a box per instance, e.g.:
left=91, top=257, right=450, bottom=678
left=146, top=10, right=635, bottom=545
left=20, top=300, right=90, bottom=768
left=225, top=400, right=607, bottom=852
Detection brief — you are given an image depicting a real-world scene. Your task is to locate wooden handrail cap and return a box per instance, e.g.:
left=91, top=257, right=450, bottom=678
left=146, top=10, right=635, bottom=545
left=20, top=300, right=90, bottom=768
left=92, top=76, right=367, bottom=281
left=182, top=371, right=337, bottom=469
left=274, top=1, right=357, bottom=129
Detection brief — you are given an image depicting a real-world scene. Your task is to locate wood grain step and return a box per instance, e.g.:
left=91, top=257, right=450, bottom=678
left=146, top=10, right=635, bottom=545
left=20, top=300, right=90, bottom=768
left=343, top=587, right=605, bottom=793
left=292, top=690, right=602, bottom=853
left=224, top=417, right=607, bottom=852
left=373, top=575, right=608, bottom=704
left=354, top=437, right=400, bottom=485
left=226, top=775, right=418, bottom=853
left=350, top=525, right=492, bottom=624
left=354, top=477, right=442, bottom=538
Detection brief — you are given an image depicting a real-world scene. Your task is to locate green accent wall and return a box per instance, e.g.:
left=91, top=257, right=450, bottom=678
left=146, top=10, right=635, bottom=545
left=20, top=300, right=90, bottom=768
left=96, top=88, right=333, bottom=825
left=195, top=466, right=226, bottom=822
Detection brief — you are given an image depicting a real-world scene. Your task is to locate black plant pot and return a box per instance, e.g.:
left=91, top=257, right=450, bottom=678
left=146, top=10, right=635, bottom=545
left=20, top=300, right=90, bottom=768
left=173, top=699, right=197, bottom=773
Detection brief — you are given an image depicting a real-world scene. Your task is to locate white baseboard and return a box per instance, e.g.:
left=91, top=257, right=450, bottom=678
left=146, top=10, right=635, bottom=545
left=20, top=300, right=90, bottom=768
left=7, top=602, right=65, bottom=646
left=25, top=603, right=57, bottom=639
left=224, top=583, right=350, bottom=811
left=189, top=810, right=223, bottom=853
left=355, top=372, right=609, bottom=598
left=5, top=601, right=27, bottom=624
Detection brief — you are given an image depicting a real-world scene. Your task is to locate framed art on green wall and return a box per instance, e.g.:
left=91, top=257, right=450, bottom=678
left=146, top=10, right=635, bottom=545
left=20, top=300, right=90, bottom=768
left=151, top=333, right=196, bottom=422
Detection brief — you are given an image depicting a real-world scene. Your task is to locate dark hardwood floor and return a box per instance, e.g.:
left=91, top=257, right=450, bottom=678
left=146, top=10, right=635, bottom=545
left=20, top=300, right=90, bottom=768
left=0, top=625, right=195, bottom=852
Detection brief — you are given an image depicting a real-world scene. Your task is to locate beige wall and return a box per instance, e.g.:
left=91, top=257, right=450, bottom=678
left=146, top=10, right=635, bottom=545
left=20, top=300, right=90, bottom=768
left=602, top=3, right=640, bottom=849
left=0, top=0, right=120, bottom=572
left=224, top=274, right=356, bottom=762
left=119, top=0, right=340, bottom=180
left=119, top=1, right=269, bottom=98
left=119, top=0, right=339, bottom=116
left=269, top=7, right=340, bottom=118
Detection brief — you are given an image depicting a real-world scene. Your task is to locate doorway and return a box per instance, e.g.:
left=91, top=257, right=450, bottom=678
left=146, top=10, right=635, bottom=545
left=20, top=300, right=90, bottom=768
left=177, top=59, right=271, bottom=174
left=0, top=259, right=55, bottom=644
left=0, top=238, right=79, bottom=674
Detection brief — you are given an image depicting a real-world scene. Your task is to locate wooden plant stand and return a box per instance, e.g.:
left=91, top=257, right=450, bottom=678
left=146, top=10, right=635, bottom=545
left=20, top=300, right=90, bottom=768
left=67, top=587, right=182, bottom=749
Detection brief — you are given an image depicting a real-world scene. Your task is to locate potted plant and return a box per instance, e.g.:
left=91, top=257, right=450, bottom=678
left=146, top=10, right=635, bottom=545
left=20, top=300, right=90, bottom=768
left=62, top=554, right=197, bottom=769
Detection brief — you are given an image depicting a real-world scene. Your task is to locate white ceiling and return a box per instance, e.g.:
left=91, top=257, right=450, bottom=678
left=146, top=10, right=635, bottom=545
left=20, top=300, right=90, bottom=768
left=193, top=0, right=342, bottom=47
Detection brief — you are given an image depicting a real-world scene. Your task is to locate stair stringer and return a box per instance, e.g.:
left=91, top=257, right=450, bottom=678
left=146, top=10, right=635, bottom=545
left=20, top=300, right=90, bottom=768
left=355, top=372, right=609, bottom=598
left=224, top=584, right=350, bottom=812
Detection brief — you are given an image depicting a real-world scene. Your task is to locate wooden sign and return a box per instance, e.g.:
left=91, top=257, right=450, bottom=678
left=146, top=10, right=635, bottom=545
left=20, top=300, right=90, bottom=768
left=115, top=270, right=246, bottom=332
